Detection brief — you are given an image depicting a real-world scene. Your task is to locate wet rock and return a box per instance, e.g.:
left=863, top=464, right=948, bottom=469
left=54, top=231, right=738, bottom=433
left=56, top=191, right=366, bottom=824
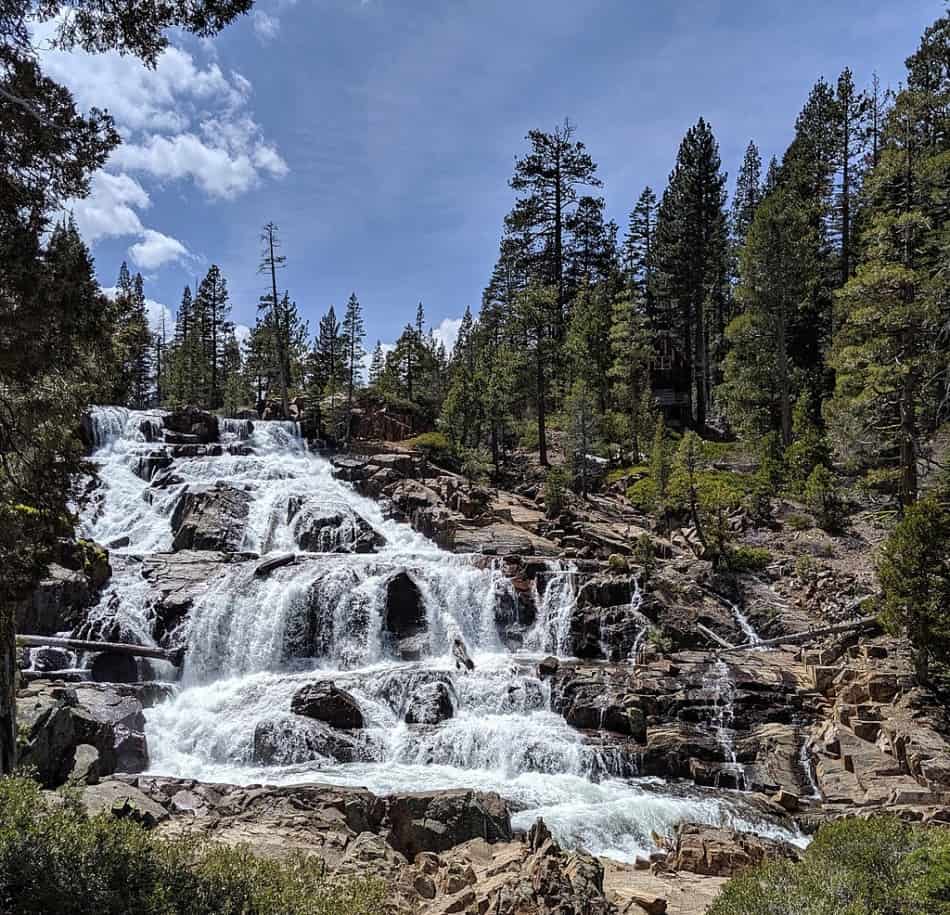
left=384, top=572, right=427, bottom=640
left=141, top=550, right=240, bottom=642
left=252, top=716, right=363, bottom=765
left=18, top=564, right=91, bottom=635
left=31, top=646, right=74, bottom=673
left=171, top=483, right=251, bottom=552
left=16, top=682, right=149, bottom=787
left=163, top=406, right=218, bottom=444
left=385, top=789, right=512, bottom=858
left=90, top=651, right=140, bottom=684
left=134, top=449, right=173, bottom=482
left=289, top=498, right=385, bottom=553
left=669, top=823, right=801, bottom=877
left=291, top=681, right=364, bottom=729
left=405, top=681, right=455, bottom=725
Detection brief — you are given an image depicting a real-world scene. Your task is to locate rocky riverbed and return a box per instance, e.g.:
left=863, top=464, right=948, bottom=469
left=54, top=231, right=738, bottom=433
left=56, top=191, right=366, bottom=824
left=13, top=406, right=950, bottom=914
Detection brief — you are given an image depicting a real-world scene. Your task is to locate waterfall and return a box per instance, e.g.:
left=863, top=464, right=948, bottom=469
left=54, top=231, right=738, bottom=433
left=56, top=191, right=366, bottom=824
left=79, top=406, right=805, bottom=862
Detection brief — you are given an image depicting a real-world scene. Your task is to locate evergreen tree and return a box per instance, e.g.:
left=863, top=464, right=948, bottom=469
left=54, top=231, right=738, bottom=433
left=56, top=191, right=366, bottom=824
left=506, top=119, right=601, bottom=341
left=608, top=293, right=653, bottom=460
left=565, top=379, right=600, bottom=496
left=368, top=341, right=385, bottom=388
left=878, top=495, right=950, bottom=683
left=731, top=140, right=763, bottom=251
left=834, top=67, right=870, bottom=284
left=827, top=16, right=949, bottom=507
left=652, top=118, right=729, bottom=429
left=442, top=307, right=480, bottom=447
left=314, top=306, right=346, bottom=407
left=193, top=264, right=231, bottom=409
left=623, top=186, right=657, bottom=312
left=342, top=292, right=366, bottom=444
left=258, top=222, right=290, bottom=416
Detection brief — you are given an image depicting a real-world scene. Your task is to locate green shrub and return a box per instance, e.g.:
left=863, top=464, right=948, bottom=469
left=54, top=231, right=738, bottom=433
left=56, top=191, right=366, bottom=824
left=0, top=776, right=386, bottom=915
left=606, top=463, right=649, bottom=486
left=406, top=431, right=453, bottom=464
left=544, top=465, right=571, bottom=519
left=804, top=465, right=846, bottom=532
left=723, top=545, right=772, bottom=572
left=786, top=512, right=812, bottom=531
left=709, top=816, right=950, bottom=915
left=607, top=553, right=629, bottom=574
left=626, top=476, right=659, bottom=512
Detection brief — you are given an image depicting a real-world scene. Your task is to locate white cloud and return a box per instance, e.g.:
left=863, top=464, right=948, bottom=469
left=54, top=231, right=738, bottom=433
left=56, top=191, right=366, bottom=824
left=38, top=19, right=287, bottom=264
left=71, top=172, right=149, bottom=243
left=252, top=11, right=280, bottom=40
left=129, top=229, right=190, bottom=270
left=432, top=317, right=463, bottom=354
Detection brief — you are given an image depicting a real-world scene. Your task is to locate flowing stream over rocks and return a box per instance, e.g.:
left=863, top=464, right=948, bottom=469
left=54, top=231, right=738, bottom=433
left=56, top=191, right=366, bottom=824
left=78, top=407, right=804, bottom=862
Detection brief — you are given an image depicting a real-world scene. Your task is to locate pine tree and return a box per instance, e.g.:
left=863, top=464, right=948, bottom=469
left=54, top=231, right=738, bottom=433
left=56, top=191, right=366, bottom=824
left=652, top=118, right=729, bottom=429
left=731, top=141, right=763, bottom=251
left=506, top=119, right=601, bottom=341
left=834, top=67, right=870, bottom=284
left=827, top=18, right=950, bottom=507
left=193, top=264, right=232, bottom=409
left=719, top=187, right=817, bottom=445
left=342, top=292, right=366, bottom=444
left=442, top=307, right=480, bottom=446
left=258, top=222, right=290, bottom=416
left=368, top=341, right=385, bottom=388
left=314, top=306, right=346, bottom=408
left=608, top=293, right=653, bottom=460
left=623, top=186, right=657, bottom=312
left=565, top=379, right=600, bottom=495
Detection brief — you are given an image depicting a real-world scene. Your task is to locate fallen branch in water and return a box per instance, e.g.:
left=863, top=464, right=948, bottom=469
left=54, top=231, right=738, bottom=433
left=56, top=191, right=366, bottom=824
left=16, top=634, right=184, bottom=666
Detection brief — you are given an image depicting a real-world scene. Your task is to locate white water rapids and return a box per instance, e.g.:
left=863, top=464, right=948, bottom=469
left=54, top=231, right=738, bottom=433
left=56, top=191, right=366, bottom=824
left=78, top=407, right=804, bottom=862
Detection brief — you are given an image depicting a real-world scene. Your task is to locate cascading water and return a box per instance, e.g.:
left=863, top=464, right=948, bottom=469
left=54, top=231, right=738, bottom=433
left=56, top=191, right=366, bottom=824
left=78, top=407, right=804, bottom=861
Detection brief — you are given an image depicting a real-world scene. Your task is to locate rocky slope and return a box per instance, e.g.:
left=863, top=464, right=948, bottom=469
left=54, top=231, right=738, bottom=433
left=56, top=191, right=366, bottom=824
left=14, top=410, right=950, bottom=914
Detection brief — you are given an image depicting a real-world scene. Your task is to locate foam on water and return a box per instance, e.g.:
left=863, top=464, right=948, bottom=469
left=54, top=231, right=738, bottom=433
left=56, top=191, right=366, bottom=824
left=79, top=407, right=805, bottom=861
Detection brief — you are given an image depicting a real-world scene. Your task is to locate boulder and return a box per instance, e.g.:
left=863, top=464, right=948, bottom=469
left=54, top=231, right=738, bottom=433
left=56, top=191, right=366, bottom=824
left=405, top=681, right=455, bottom=725
left=291, top=681, right=364, bottom=729
left=289, top=498, right=385, bottom=554
left=384, top=572, right=427, bottom=640
left=669, top=823, right=801, bottom=877
left=252, top=716, right=363, bottom=765
left=163, top=406, right=218, bottom=444
left=16, top=683, right=149, bottom=787
left=171, top=484, right=251, bottom=552
left=79, top=780, right=170, bottom=828
left=90, top=651, right=139, bottom=684
left=18, top=564, right=91, bottom=635
left=385, top=790, right=512, bottom=858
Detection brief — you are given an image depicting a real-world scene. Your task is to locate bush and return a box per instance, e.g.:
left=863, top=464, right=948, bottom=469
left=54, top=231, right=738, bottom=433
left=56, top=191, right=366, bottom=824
left=877, top=495, right=950, bottom=683
left=405, top=431, right=453, bottom=465
left=626, top=476, right=659, bottom=513
left=0, top=776, right=386, bottom=915
left=786, top=512, right=812, bottom=531
left=544, top=465, right=571, bottom=519
left=804, top=465, right=846, bottom=532
left=709, top=816, right=950, bottom=915
left=723, top=545, right=772, bottom=572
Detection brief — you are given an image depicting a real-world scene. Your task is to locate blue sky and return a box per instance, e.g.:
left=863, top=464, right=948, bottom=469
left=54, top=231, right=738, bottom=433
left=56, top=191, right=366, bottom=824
left=43, top=0, right=942, bottom=352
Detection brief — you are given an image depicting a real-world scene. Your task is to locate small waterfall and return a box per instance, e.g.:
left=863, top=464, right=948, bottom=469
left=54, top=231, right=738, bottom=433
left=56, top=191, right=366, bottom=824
left=730, top=600, right=763, bottom=648
left=705, top=659, right=745, bottom=790
left=799, top=733, right=821, bottom=800
left=525, top=562, right=579, bottom=656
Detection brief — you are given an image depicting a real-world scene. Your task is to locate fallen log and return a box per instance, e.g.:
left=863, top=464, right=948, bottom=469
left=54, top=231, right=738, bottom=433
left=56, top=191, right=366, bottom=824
left=726, top=615, right=880, bottom=651
left=16, top=634, right=184, bottom=666
left=696, top=623, right=736, bottom=650
left=254, top=552, right=296, bottom=577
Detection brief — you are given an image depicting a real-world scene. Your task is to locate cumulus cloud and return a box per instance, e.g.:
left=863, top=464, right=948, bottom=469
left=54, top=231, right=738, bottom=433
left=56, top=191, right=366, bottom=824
left=432, top=317, right=463, bottom=354
left=71, top=172, right=149, bottom=243
left=39, top=19, right=287, bottom=269
left=129, top=230, right=190, bottom=270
